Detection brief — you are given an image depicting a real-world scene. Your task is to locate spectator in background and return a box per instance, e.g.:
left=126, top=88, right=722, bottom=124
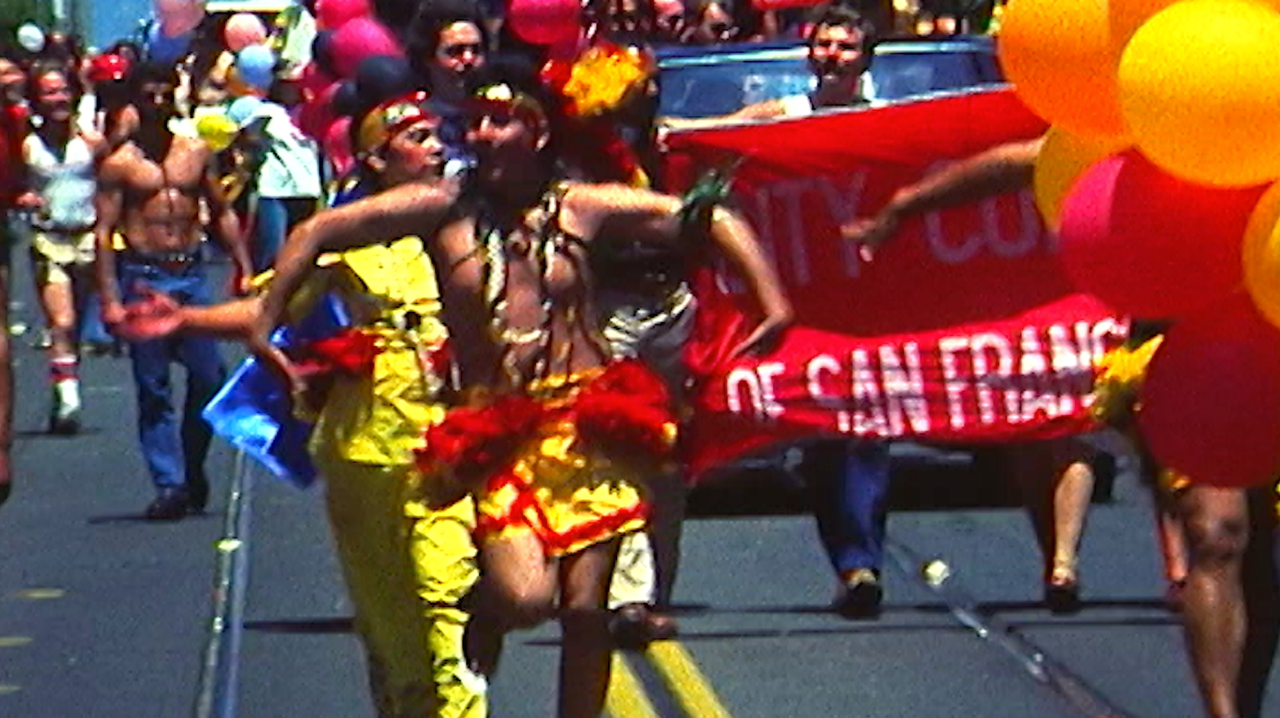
left=17, top=61, right=106, bottom=434
left=653, top=0, right=692, bottom=44
left=94, top=63, right=252, bottom=520
left=689, top=0, right=745, bottom=43
left=406, top=0, right=491, bottom=105
left=243, top=79, right=325, bottom=272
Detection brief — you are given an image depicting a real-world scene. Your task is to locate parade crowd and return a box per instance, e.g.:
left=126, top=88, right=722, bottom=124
left=0, top=1, right=1275, bottom=717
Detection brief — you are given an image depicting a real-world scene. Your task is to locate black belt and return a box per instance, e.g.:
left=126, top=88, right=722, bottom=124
left=119, top=248, right=203, bottom=268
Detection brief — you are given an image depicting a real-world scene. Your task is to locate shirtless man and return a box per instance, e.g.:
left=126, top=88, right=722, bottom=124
left=251, top=63, right=791, bottom=718
left=94, top=62, right=252, bottom=521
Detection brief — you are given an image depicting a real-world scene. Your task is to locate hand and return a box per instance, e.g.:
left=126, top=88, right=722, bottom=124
left=115, top=286, right=185, bottom=342
left=229, top=265, right=254, bottom=297
left=14, top=191, right=41, bottom=211
left=101, top=300, right=128, bottom=330
left=730, top=306, right=794, bottom=360
left=246, top=320, right=306, bottom=401
left=840, top=211, right=900, bottom=263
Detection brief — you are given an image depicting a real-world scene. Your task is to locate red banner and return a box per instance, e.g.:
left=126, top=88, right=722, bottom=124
left=663, top=88, right=1127, bottom=478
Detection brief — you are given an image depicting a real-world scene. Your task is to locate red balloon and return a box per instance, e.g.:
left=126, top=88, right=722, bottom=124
left=298, top=62, right=336, bottom=102
left=1138, top=294, right=1280, bottom=489
left=296, top=82, right=340, bottom=139
left=507, top=0, right=582, bottom=46
left=1058, top=150, right=1265, bottom=320
left=329, top=16, right=403, bottom=78
left=315, top=0, right=371, bottom=30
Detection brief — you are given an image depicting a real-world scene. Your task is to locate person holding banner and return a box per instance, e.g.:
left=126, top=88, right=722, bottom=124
left=662, top=1, right=878, bottom=129
left=841, top=135, right=1280, bottom=718
left=839, top=135, right=1101, bottom=613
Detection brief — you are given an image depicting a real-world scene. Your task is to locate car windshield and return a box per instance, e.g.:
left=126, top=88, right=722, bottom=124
left=657, top=38, right=1004, bottom=119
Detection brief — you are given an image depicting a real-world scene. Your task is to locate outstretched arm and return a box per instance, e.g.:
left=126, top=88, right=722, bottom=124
left=249, top=181, right=455, bottom=366
left=116, top=287, right=263, bottom=342
left=842, top=135, right=1045, bottom=259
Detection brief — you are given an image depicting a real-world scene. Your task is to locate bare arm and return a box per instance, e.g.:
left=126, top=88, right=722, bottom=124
left=93, top=160, right=126, bottom=327
left=661, top=98, right=788, bottom=131
left=202, top=155, right=253, bottom=294
left=248, top=181, right=455, bottom=368
left=705, top=205, right=794, bottom=356
left=842, top=136, right=1045, bottom=258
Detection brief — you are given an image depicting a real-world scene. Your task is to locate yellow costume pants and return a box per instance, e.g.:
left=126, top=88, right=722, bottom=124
left=315, top=448, right=484, bottom=718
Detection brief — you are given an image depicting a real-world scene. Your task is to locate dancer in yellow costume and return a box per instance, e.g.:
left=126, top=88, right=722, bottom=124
left=118, top=95, right=484, bottom=718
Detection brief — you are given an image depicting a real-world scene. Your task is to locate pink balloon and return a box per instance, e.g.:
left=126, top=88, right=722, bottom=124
left=329, top=17, right=403, bottom=79
left=507, top=0, right=582, bottom=46
left=1058, top=150, right=1265, bottom=321
left=224, top=12, right=268, bottom=53
left=315, top=0, right=371, bottom=29
left=324, top=116, right=355, bottom=178
left=1138, top=294, right=1280, bottom=489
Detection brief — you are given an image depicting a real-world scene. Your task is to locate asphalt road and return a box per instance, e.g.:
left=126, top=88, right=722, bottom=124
left=0, top=261, right=1277, bottom=717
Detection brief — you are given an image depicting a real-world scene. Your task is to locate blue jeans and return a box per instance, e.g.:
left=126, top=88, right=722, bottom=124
left=118, top=258, right=226, bottom=491
left=252, top=197, right=315, bottom=273
left=804, top=439, right=892, bottom=576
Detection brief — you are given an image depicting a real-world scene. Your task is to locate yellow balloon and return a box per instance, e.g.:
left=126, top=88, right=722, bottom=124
left=196, top=114, right=237, bottom=152
left=1243, top=181, right=1280, bottom=330
left=1119, top=0, right=1280, bottom=187
left=1033, top=126, right=1130, bottom=230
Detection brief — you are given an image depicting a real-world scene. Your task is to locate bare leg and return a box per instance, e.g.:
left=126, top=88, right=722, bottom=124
left=467, top=531, right=559, bottom=676
left=557, top=538, right=621, bottom=718
left=1012, top=439, right=1095, bottom=590
left=1237, top=489, right=1279, bottom=718
left=1179, top=485, right=1249, bottom=718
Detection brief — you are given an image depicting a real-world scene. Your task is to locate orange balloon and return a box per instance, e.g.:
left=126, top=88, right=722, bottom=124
left=997, top=0, right=1280, bottom=140
left=998, top=0, right=1128, bottom=138
left=1243, top=182, right=1280, bottom=330
left=1033, top=126, right=1130, bottom=230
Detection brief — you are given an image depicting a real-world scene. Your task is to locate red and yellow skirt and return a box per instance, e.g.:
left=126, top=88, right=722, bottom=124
left=417, top=360, right=678, bottom=557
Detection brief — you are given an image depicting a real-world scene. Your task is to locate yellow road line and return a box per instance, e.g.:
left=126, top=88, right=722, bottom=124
left=646, top=641, right=733, bottom=718
left=607, top=652, right=660, bottom=718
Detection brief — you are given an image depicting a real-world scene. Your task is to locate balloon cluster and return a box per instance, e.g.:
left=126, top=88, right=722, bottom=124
left=294, top=0, right=411, bottom=174
left=1001, top=0, right=1280, bottom=489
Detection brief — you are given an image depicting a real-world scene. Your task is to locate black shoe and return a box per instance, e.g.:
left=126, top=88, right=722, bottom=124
left=48, top=410, right=80, bottom=436
left=835, top=569, right=883, bottom=620
left=145, top=490, right=190, bottom=521
left=186, top=473, right=210, bottom=514
left=1045, top=581, right=1082, bottom=615
left=611, top=603, right=679, bottom=650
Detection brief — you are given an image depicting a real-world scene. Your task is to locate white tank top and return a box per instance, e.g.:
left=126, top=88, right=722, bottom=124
left=24, top=130, right=97, bottom=230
